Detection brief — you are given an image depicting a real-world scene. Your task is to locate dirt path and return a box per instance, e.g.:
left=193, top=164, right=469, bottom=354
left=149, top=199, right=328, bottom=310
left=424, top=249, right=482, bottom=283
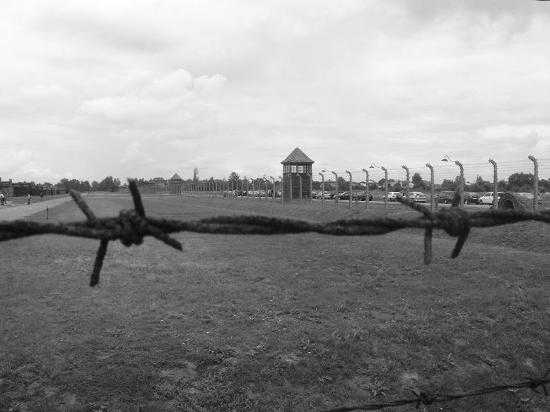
left=0, top=196, right=71, bottom=221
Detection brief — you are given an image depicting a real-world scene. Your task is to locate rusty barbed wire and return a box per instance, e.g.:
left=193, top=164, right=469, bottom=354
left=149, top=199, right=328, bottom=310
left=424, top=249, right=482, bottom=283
left=0, top=179, right=549, bottom=286
left=326, top=370, right=549, bottom=411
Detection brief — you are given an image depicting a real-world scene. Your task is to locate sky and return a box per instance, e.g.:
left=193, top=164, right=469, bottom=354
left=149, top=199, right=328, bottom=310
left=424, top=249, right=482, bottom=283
left=1, top=0, right=549, bottom=184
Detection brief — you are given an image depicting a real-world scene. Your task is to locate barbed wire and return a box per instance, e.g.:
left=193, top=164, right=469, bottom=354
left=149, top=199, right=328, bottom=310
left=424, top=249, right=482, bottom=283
left=326, top=370, right=549, bottom=411
left=0, top=179, right=549, bottom=286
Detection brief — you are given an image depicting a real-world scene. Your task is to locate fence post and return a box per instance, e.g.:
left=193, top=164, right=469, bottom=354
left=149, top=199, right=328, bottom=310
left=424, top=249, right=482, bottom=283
left=289, top=171, right=293, bottom=202
left=280, top=175, right=283, bottom=204
left=381, top=166, right=388, bottom=209
left=402, top=165, right=410, bottom=199
left=319, top=172, right=325, bottom=207
left=308, top=171, right=312, bottom=202
left=426, top=163, right=434, bottom=211
left=299, top=174, right=303, bottom=201
left=528, top=155, right=539, bottom=212
left=362, top=168, right=369, bottom=209
left=331, top=171, right=338, bottom=207
left=488, top=159, right=498, bottom=209
left=270, top=177, right=275, bottom=201
left=455, top=161, right=464, bottom=207
left=345, top=170, right=352, bottom=209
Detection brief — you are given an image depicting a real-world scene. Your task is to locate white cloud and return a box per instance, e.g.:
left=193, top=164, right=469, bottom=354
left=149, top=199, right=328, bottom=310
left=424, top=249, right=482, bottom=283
left=0, top=0, right=549, bottom=182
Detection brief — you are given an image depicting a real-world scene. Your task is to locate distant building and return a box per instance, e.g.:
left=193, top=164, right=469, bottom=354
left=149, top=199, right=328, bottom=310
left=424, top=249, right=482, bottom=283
left=151, top=177, right=167, bottom=192
left=0, top=178, right=13, bottom=197
left=168, top=173, right=184, bottom=194
left=281, top=147, right=314, bottom=200
left=55, top=182, right=68, bottom=194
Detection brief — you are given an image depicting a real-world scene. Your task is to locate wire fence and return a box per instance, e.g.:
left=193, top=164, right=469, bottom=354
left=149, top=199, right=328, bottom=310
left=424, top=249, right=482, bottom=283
left=148, top=156, right=549, bottom=215
left=2, top=179, right=549, bottom=287
left=1, top=179, right=548, bottom=410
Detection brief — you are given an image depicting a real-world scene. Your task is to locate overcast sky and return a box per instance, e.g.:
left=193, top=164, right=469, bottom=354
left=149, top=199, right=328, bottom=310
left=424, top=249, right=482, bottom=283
left=1, top=0, right=549, bottom=183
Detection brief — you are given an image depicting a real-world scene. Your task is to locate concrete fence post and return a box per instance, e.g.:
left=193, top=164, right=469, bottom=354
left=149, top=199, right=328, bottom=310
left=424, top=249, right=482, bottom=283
left=381, top=166, right=388, bottom=209
left=298, top=174, right=303, bottom=201
left=362, top=168, right=369, bottom=209
left=289, top=171, right=293, bottom=202
left=319, top=171, right=325, bottom=207
left=308, top=172, right=312, bottom=202
left=345, top=170, right=352, bottom=209
left=269, top=177, right=275, bottom=201
left=528, top=155, right=539, bottom=212
left=426, top=163, right=434, bottom=211
left=279, top=175, right=283, bottom=204
left=331, top=171, right=338, bottom=207
left=489, top=159, right=498, bottom=209
left=402, top=165, right=410, bottom=199
left=455, top=161, right=464, bottom=207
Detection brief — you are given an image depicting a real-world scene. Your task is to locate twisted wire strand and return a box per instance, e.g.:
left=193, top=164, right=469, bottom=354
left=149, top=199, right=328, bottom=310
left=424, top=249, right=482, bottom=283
left=1, top=179, right=549, bottom=286
left=326, top=371, right=549, bottom=411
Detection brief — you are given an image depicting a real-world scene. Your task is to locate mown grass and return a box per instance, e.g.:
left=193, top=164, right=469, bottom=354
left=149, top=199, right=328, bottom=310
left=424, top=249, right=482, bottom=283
left=0, top=194, right=548, bottom=411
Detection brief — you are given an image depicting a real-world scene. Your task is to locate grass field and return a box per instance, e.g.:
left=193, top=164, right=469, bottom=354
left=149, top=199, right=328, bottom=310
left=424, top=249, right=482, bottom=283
left=1, top=194, right=548, bottom=411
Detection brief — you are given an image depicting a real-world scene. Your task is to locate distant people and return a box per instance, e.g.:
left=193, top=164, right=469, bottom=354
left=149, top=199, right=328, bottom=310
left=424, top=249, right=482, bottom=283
left=40, top=191, right=44, bottom=201
left=0, top=192, right=4, bottom=206
left=27, top=193, right=31, bottom=205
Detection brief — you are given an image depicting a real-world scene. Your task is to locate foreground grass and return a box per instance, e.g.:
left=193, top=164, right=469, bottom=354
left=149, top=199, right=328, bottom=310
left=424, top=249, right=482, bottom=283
left=0, top=194, right=548, bottom=411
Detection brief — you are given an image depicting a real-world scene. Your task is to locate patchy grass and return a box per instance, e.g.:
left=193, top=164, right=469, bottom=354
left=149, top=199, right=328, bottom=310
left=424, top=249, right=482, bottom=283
left=0, top=194, right=548, bottom=411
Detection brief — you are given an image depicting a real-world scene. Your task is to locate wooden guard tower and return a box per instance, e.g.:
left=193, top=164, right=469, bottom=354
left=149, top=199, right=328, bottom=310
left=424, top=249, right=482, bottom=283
left=281, top=148, right=314, bottom=201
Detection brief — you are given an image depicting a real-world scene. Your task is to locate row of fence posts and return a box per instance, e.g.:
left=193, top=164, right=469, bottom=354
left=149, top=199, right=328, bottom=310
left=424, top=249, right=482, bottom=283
left=179, top=155, right=541, bottom=212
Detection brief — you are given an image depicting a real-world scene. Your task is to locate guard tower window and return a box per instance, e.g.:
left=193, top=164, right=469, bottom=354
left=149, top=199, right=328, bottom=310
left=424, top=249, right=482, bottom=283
left=297, top=165, right=304, bottom=173
left=291, top=165, right=297, bottom=173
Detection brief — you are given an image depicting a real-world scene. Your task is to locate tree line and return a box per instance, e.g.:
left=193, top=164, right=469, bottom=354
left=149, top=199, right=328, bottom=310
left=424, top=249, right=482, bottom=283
left=7, top=171, right=548, bottom=197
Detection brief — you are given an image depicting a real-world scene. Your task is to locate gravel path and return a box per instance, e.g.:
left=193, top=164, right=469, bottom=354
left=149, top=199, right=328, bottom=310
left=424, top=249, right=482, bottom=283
left=0, top=196, right=71, bottom=221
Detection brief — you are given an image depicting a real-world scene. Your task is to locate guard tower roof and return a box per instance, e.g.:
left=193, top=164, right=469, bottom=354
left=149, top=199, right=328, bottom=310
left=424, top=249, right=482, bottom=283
left=281, top=147, right=314, bottom=164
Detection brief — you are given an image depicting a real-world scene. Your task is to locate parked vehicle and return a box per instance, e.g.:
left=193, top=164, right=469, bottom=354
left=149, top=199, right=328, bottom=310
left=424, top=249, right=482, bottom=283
left=479, top=192, right=503, bottom=205
left=464, top=192, right=481, bottom=204
left=437, top=191, right=456, bottom=204
left=353, top=192, right=374, bottom=201
left=384, top=192, right=402, bottom=201
left=409, top=192, right=427, bottom=203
